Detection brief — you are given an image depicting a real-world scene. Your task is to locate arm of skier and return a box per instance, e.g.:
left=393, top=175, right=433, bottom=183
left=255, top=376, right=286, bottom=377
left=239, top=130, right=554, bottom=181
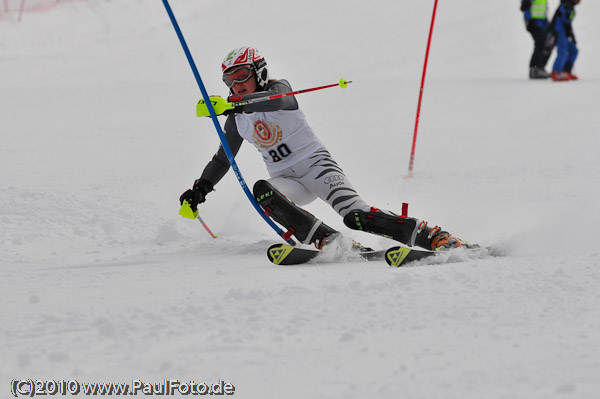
left=200, top=116, right=243, bottom=188
left=196, top=80, right=298, bottom=117
left=230, top=79, right=299, bottom=113
left=180, top=117, right=243, bottom=209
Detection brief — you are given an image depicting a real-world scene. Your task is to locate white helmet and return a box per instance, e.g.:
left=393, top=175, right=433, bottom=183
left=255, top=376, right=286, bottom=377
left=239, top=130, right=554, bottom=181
left=221, top=46, right=269, bottom=91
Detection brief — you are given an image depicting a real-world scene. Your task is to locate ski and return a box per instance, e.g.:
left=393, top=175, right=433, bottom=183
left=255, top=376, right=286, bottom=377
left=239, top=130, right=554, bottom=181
left=385, top=245, right=489, bottom=267
left=267, top=243, right=386, bottom=265
left=384, top=246, right=438, bottom=267
left=268, top=243, right=490, bottom=267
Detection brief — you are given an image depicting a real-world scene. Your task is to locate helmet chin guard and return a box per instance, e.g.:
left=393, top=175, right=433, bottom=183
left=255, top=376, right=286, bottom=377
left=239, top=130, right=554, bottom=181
left=222, top=46, right=269, bottom=91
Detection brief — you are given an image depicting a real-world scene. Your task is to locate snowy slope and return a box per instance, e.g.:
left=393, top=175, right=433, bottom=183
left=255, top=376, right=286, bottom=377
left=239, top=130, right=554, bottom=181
left=2, top=1, right=600, bottom=398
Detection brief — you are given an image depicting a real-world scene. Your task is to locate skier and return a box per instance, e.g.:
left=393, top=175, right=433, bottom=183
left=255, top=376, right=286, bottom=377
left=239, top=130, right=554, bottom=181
left=520, top=0, right=551, bottom=79
left=181, top=46, right=470, bottom=252
left=548, top=0, right=580, bottom=81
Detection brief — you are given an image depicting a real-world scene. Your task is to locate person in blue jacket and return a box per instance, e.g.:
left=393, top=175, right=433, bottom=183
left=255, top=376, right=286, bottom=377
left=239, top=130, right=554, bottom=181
left=521, top=0, right=551, bottom=79
left=548, top=0, right=580, bottom=81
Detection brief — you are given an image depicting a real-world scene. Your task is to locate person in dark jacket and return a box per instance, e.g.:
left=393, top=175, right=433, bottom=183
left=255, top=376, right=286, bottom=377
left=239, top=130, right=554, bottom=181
left=521, top=0, right=551, bottom=79
left=548, top=0, right=580, bottom=81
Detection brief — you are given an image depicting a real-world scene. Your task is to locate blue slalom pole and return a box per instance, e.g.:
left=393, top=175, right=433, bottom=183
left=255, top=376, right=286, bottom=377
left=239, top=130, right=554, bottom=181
left=162, top=0, right=296, bottom=246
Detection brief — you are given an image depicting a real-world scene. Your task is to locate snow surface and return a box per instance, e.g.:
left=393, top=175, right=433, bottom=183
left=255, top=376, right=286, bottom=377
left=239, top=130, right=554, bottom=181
left=2, top=1, right=600, bottom=398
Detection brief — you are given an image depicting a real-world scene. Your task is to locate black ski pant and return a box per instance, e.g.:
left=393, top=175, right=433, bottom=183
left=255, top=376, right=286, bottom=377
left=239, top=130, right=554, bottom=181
left=527, top=24, right=551, bottom=69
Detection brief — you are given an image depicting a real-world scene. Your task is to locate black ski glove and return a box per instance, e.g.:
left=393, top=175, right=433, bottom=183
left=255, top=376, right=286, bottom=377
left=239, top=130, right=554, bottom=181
left=222, top=105, right=243, bottom=116
left=180, top=178, right=214, bottom=212
left=222, top=97, right=245, bottom=116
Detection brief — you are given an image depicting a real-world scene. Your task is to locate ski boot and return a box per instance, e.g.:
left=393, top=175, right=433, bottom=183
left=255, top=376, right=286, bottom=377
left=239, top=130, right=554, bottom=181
left=343, top=207, right=418, bottom=245
left=529, top=67, right=550, bottom=79
left=551, top=71, right=570, bottom=81
left=343, top=207, right=473, bottom=251
left=414, top=220, right=473, bottom=251
left=254, top=180, right=338, bottom=249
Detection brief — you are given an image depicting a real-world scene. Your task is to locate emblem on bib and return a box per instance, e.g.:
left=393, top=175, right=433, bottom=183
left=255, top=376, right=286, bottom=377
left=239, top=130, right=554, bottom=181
left=253, top=120, right=283, bottom=149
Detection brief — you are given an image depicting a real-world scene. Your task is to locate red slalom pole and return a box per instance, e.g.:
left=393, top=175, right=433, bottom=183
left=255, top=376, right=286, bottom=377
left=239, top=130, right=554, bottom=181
left=408, top=0, right=439, bottom=178
left=229, top=79, right=351, bottom=106
left=18, top=0, right=26, bottom=21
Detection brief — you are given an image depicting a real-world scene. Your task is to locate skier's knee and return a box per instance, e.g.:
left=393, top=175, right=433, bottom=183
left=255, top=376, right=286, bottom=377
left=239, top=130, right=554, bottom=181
left=253, top=179, right=271, bottom=198
left=254, top=180, right=284, bottom=206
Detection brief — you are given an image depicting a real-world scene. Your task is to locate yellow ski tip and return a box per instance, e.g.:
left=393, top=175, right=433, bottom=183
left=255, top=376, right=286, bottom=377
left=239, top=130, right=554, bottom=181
left=386, top=247, right=411, bottom=267
left=268, top=245, right=294, bottom=265
left=179, top=200, right=199, bottom=219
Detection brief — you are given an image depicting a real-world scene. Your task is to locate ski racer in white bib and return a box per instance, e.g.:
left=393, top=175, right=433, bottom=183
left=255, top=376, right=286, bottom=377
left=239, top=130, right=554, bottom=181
left=181, top=46, right=468, bottom=251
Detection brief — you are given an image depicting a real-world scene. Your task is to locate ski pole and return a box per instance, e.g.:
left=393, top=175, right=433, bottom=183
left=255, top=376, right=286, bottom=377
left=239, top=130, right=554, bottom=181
left=228, top=78, right=352, bottom=106
left=179, top=200, right=217, bottom=238
left=196, top=214, right=218, bottom=239
left=408, top=0, right=439, bottom=178
left=198, top=79, right=351, bottom=117
left=162, top=0, right=296, bottom=246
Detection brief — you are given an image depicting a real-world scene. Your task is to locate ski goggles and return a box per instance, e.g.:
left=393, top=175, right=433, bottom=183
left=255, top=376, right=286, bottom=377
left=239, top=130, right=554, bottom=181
left=222, top=65, right=254, bottom=87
